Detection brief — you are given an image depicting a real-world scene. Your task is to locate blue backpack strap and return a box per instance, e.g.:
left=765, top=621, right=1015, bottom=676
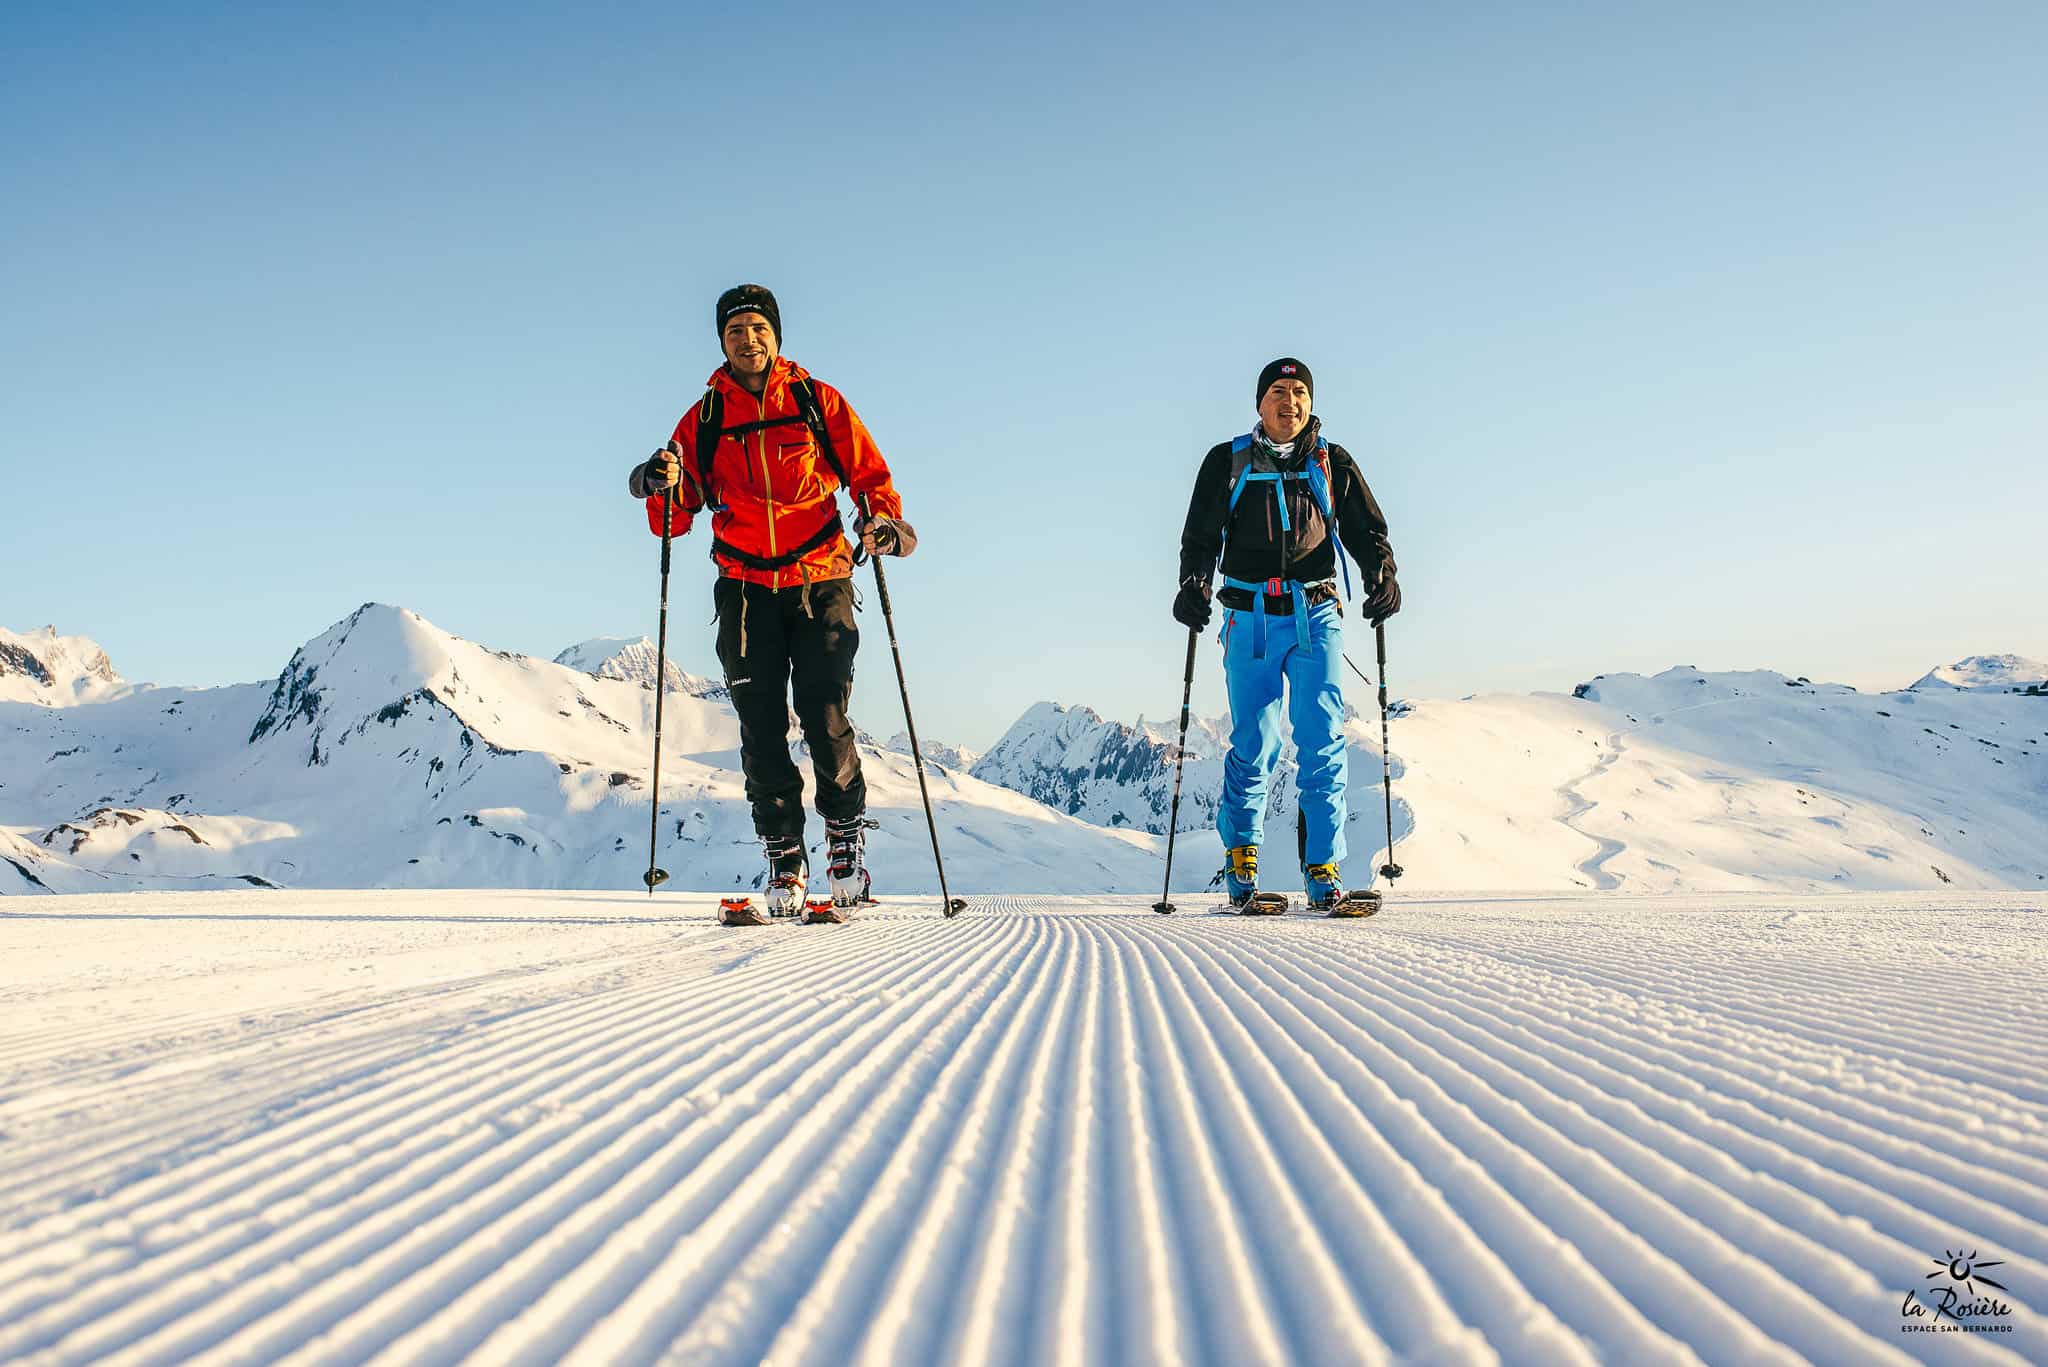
left=1218, top=573, right=1272, bottom=658
left=1311, top=438, right=1352, bottom=600
left=1224, top=433, right=1256, bottom=522
left=1304, top=438, right=1334, bottom=519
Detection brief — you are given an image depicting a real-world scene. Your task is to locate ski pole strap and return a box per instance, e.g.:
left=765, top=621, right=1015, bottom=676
left=1219, top=574, right=1312, bottom=657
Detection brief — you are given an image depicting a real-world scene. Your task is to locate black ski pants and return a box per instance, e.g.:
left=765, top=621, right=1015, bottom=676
left=714, top=576, right=865, bottom=840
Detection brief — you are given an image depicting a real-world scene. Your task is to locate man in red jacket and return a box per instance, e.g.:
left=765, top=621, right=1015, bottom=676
left=630, top=284, right=915, bottom=920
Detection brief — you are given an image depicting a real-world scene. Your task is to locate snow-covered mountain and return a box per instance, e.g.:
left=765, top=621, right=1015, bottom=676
left=969, top=698, right=1371, bottom=839
left=0, top=626, right=128, bottom=707
left=553, top=635, right=725, bottom=699
left=1908, top=652, right=2048, bottom=693
left=967, top=658, right=2047, bottom=894
left=1, top=605, right=1158, bottom=896
left=7, top=618, right=2043, bottom=898
left=885, top=732, right=978, bottom=773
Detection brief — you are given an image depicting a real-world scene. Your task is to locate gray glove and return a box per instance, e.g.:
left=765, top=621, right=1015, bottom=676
left=632, top=441, right=682, bottom=498
left=856, top=513, right=917, bottom=558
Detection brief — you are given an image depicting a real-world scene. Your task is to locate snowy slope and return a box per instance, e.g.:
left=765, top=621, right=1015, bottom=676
left=1909, top=654, right=2048, bottom=693
left=8, top=613, right=2044, bottom=898
left=0, top=605, right=1161, bottom=896
left=1, top=889, right=2041, bottom=1364
left=0, top=626, right=128, bottom=707
left=969, top=661, right=2047, bottom=894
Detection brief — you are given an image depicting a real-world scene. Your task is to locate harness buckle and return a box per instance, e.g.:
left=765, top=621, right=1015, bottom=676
left=1263, top=577, right=1284, bottom=597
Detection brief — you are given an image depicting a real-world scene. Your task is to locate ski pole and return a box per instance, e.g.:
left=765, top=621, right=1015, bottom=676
left=643, top=480, right=676, bottom=893
left=862, top=501, right=966, bottom=917
left=1153, top=627, right=1199, bottom=914
left=1375, top=621, right=1403, bottom=881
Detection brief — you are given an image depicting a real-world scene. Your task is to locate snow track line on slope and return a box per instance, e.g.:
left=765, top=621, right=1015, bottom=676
left=728, top=915, right=1080, bottom=1366
left=1386, top=925, right=2048, bottom=1188
left=1168, top=931, right=1602, bottom=1365
left=1511, top=927, right=2048, bottom=1087
left=206, top=920, right=1031, bottom=1367
left=452, top=922, right=1043, bottom=1367
left=1108, top=923, right=1370, bottom=1365
left=1246, top=940, right=1953, bottom=1366
left=582, top=917, right=1066, bottom=1366
left=1134, top=930, right=1438, bottom=1363
left=0, top=938, right=706, bottom=1212
left=746, top=917, right=1086, bottom=1365
left=0, top=921, right=1024, bottom=1363
left=1301, top=937, right=2048, bottom=1353
left=7, top=893, right=2044, bottom=1366
left=282, top=924, right=1032, bottom=1367
left=1502, top=934, right=2048, bottom=1106
left=1169, top=931, right=1705, bottom=1365
left=1229, top=944, right=1809, bottom=1364
left=1366, top=945, right=2048, bottom=1269
left=0, top=924, right=897, bottom=1264
left=1556, top=731, right=1627, bottom=890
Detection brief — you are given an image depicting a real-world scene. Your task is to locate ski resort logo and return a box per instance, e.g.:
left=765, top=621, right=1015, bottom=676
left=1901, top=1248, right=2015, bottom=1334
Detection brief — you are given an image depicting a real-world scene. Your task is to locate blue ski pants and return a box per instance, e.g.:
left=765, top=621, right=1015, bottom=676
left=1215, top=596, right=1348, bottom=868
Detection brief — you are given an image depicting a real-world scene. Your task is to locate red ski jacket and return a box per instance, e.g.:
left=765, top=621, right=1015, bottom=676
left=644, top=358, right=902, bottom=591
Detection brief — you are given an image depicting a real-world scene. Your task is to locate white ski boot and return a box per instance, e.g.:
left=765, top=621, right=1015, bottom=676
left=824, top=815, right=877, bottom=911
left=763, top=835, right=807, bottom=918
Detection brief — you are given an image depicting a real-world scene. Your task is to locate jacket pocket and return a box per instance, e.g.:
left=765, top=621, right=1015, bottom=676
left=774, top=435, right=833, bottom=501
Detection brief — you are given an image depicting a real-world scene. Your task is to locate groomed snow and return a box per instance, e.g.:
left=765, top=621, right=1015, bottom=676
left=3, top=890, right=2042, bottom=1364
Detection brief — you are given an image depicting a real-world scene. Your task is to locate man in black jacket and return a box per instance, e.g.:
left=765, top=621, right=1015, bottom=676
left=1175, top=358, right=1400, bottom=910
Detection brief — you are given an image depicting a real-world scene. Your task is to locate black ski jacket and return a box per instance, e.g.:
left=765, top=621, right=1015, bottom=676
left=1178, top=417, right=1395, bottom=611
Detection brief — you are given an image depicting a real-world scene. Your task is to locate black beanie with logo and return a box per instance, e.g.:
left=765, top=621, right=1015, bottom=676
left=715, top=284, right=782, bottom=343
left=1256, top=357, right=1313, bottom=402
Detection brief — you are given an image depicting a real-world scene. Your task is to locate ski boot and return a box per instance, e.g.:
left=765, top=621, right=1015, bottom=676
left=1223, top=844, right=1288, bottom=915
left=819, top=815, right=878, bottom=921
left=1306, top=862, right=1380, bottom=919
left=763, top=835, right=808, bottom=918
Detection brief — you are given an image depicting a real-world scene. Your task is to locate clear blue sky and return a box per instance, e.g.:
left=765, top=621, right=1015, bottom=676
left=5, top=1, right=2043, bottom=749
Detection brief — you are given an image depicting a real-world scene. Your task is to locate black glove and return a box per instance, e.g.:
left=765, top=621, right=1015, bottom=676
left=641, top=441, right=681, bottom=494
left=855, top=513, right=917, bottom=558
left=1360, top=569, right=1401, bottom=626
left=1173, top=578, right=1212, bottom=631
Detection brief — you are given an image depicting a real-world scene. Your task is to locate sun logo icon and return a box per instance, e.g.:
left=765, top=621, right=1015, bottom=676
left=1928, top=1250, right=2008, bottom=1295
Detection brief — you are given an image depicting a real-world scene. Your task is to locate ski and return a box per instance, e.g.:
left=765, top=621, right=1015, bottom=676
left=1238, top=891, right=1290, bottom=916
left=1321, top=890, right=1382, bottom=919
left=717, top=895, right=771, bottom=927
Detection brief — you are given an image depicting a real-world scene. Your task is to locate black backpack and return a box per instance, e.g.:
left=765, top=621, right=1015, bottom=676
left=690, top=376, right=849, bottom=509
left=689, top=376, right=856, bottom=573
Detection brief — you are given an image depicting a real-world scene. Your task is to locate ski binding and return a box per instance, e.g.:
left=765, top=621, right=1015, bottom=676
left=1321, top=890, right=1382, bottom=919
left=803, top=896, right=850, bottom=925
left=718, top=896, right=770, bottom=927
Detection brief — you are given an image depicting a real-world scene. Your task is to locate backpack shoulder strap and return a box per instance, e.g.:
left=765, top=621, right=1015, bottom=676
left=1311, top=436, right=1352, bottom=598
left=693, top=389, right=722, bottom=504
left=1304, top=436, right=1335, bottom=520
left=1225, top=433, right=1257, bottom=514
left=789, top=376, right=851, bottom=489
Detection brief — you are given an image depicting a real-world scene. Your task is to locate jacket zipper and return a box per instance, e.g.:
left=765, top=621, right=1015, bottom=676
left=755, top=377, right=779, bottom=580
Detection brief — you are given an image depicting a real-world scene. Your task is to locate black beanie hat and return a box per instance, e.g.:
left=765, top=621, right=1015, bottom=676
left=715, top=284, right=781, bottom=343
left=1256, top=357, right=1313, bottom=403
